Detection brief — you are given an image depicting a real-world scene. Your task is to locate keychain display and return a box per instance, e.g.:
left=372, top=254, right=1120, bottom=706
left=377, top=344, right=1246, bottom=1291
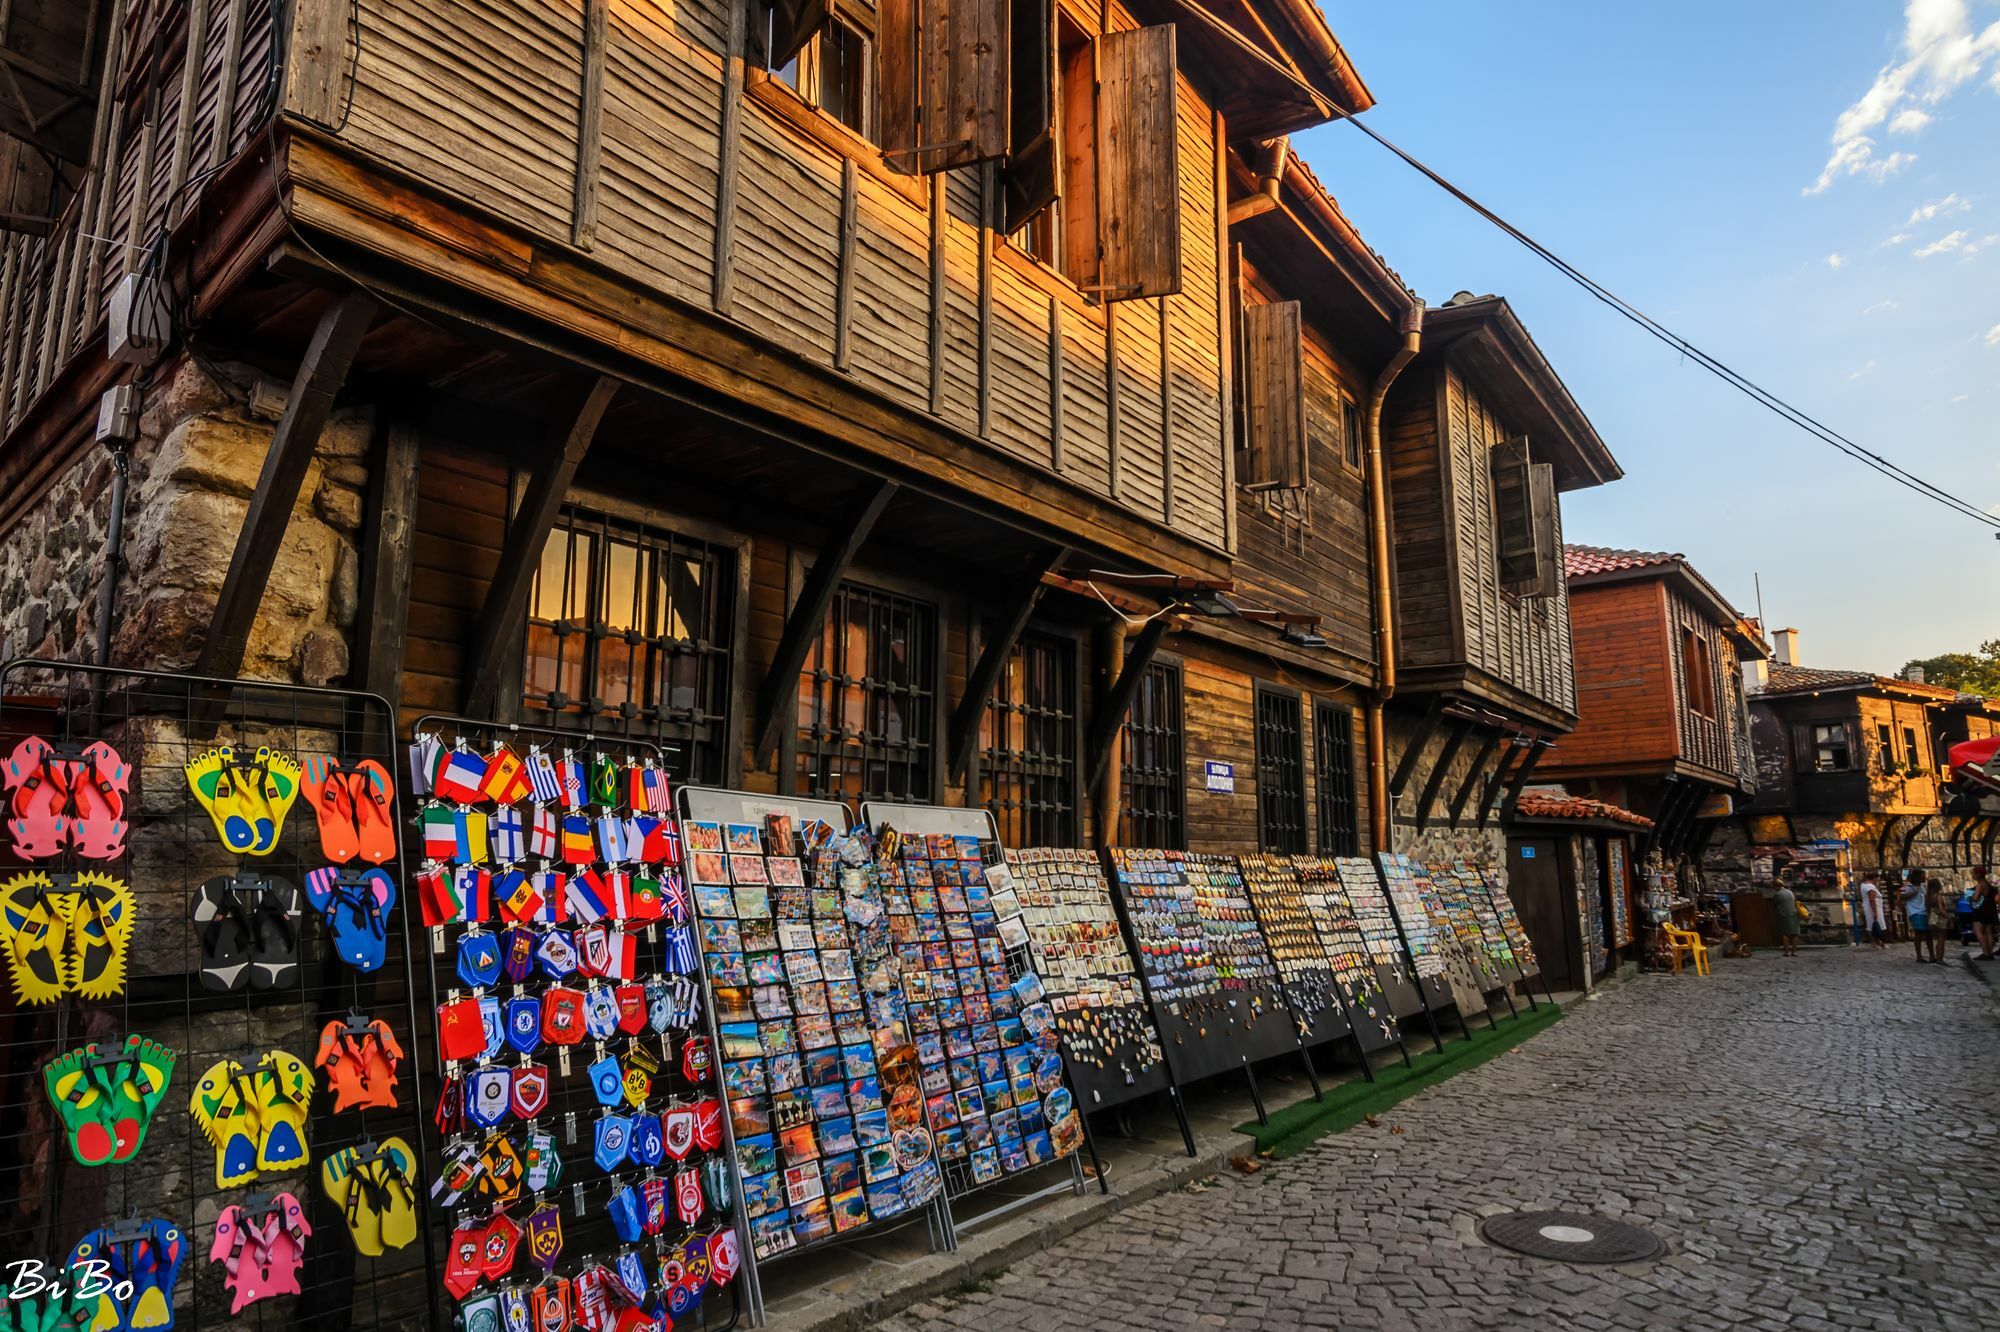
left=1428, top=861, right=1515, bottom=982
left=1335, top=856, right=1422, bottom=982
left=1235, top=854, right=1347, bottom=1038
left=1407, top=859, right=1497, bottom=1013
left=209, top=1193, right=311, bottom=1313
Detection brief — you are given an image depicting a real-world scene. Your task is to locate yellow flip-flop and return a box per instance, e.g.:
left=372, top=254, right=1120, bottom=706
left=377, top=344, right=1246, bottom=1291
left=190, top=1059, right=263, bottom=1188
left=0, top=872, right=68, bottom=1006
left=185, top=747, right=264, bottom=856
left=253, top=1050, right=312, bottom=1172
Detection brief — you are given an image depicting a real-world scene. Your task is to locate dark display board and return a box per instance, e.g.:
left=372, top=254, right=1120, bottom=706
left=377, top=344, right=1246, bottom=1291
left=1333, top=856, right=1427, bottom=1020
left=1435, top=860, right=1523, bottom=985
left=1418, top=860, right=1507, bottom=1000
left=1376, top=854, right=1461, bottom=1016
left=1006, top=847, right=1172, bottom=1115
left=1292, top=857, right=1404, bottom=1054
left=1105, top=850, right=1300, bottom=1086
left=1479, top=866, right=1543, bottom=981
left=1235, top=854, right=1352, bottom=1046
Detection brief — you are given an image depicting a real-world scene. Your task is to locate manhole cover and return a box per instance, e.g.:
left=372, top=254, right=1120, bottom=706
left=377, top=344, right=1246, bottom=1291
left=1478, top=1210, right=1665, bottom=1264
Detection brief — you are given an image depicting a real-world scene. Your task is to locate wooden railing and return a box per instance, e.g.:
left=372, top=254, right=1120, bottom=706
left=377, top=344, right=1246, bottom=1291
left=0, top=0, right=275, bottom=439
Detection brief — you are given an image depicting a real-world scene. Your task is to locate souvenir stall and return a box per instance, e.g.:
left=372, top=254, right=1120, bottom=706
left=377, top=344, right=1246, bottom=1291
left=1507, top=800, right=1651, bottom=994
left=1332, top=856, right=1442, bottom=1052
left=0, top=662, right=432, bottom=1332
left=1420, top=863, right=1513, bottom=1023
left=1291, top=857, right=1408, bottom=1061
left=1373, top=855, right=1457, bottom=1049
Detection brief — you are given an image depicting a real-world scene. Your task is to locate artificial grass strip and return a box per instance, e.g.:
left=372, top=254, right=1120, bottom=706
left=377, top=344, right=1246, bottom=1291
left=1238, top=1001, right=1565, bottom=1159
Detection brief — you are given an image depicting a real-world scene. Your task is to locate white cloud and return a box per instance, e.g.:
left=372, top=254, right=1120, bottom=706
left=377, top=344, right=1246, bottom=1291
left=1846, top=359, right=1879, bottom=381
left=1963, top=233, right=2000, bottom=255
left=1864, top=300, right=1900, bottom=314
left=1904, top=193, right=1970, bottom=225
left=1952, top=393, right=1971, bottom=401
left=1805, top=1, right=2000, bottom=195
left=1916, top=228, right=1971, bottom=256
left=1986, top=322, right=2000, bottom=345
left=1825, top=252, right=1848, bottom=268
left=1886, top=232, right=1912, bottom=246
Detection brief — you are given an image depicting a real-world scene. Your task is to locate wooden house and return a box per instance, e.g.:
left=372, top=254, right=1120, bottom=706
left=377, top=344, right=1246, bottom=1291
left=0, top=0, right=1400, bottom=854
left=1372, top=292, right=1622, bottom=861
left=1541, top=545, right=1767, bottom=865
left=1936, top=695, right=2000, bottom=868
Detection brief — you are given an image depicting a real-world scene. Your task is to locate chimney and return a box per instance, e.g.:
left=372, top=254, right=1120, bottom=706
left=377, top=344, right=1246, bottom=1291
left=1905, top=665, right=1926, bottom=684
left=1773, top=628, right=1799, bottom=666
left=1743, top=659, right=1769, bottom=694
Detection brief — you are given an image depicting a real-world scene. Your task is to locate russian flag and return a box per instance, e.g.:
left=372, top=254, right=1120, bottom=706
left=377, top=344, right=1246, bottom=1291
left=566, top=869, right=612, bottom=923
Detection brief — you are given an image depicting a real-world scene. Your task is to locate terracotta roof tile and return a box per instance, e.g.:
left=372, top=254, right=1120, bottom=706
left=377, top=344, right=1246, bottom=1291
left=1513, top=792, right=1654, bottom=828
left=1562, top=544, right=1679, bottom=579
left=1761, top=662, right=1959, bottom=698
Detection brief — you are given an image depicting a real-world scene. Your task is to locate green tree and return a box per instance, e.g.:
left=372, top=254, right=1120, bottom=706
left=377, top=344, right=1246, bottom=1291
left=1900, top=640, right=2000, bottom=695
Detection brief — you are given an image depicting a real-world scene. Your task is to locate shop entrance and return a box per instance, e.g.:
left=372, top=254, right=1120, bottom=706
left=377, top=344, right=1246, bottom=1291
left=1510, top=837, right=1574, bottom=991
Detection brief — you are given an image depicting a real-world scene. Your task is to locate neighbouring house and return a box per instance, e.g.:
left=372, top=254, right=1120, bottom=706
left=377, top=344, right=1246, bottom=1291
left=1541, top=545, right=1767, bottom=878
left=1504, top=788, right=1654, bottom=992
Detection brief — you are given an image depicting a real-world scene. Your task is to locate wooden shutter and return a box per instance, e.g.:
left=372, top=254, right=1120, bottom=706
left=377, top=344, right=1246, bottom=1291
left=1493, top=436, right=1538, bottom=587
left=1094, top=24, right=1181, bottom=301
left=1240, top=301, right=1306, bottom=491
left=770, top=0, right=832, bottom=68
left=879, top=0, right=919, bottom=167
left=1525, top=462, right=1560, bottom=598
left=1001, top=0, right=1059, bottom=233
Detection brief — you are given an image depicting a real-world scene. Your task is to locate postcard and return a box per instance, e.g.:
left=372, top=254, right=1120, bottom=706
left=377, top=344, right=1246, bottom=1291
left=736, top=1132, right=778, bottom=1176
left=683, top=821, right=725, bottom=854
left=725, top=823, right=764, bottom=855
left=690, top=851, right=730, bottom=886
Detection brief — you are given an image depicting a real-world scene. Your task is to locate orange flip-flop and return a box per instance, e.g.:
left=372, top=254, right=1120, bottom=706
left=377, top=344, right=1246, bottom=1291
left=346, top=761, right=399, bottom=866
left=302, top=758, right=359, bottom=863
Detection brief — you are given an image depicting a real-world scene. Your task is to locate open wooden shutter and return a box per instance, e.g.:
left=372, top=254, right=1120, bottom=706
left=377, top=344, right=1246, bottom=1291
left=1094, top=24, right=1181, bottom=301
left=1525, top=462, right=1561, bottom=598
left=879, top=0, right=919, bottom=167
left=1001, top=0, right=1059, bottom=233
left=1240, top=301, right=1306, bottom=491
left=1493, top=436, right=1538, bottom=587
left=882, top=0, right=1008, bottom=172
left=770, top=0, right=832, bottom=68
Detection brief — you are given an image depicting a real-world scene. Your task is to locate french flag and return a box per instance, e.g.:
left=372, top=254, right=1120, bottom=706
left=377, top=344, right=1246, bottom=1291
left=434, top=748, right=490, bottom=804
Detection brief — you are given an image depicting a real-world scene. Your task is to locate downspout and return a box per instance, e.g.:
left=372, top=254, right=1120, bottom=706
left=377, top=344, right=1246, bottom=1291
left=93, top=441, right=131, bottom=668
left=1365, top=302, right=1423, bottom=850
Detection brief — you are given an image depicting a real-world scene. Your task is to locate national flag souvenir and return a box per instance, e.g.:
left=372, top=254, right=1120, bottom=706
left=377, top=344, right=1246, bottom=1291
left=417, top=866, right=453, bottom=926
left=626, top=875, right=663, bottom=923
left=531, top=868, right=568, bottom=923
left=674, top=1168, right=704, bottom=1225
left=662, top=1107, right=696, bottom=1161
left=601, top=869, right=633, bottom=919
left=409, top=734, right=443, bottom=796
left=536, top=928, right=579, bottom=980
left=511, top=1061, right=551, bottom=1118
left=495, top=869, right=539, bottom=923
left=663, top=924, right=699, bottom=977
left=628, top=1111, right=663, bottom=1168
left=454, top=864, right=494, bottom=922
left=615, top=983, right=648, bottom=1035
left=506, top=995, right=543, bottom=1054
left=530, top=1277, right=571, bottom=1332
left=647, top=766, right=674, bottom=814
left=482, top=744, right=535, bottom=805
left=480, top=994, right=505, bottom=1061
left=593, top=1114, right=632, bottom=1172
left=584, top=984, right=621, bottom=1039
left=556, top=754, right=586, bottom=810
left=566, top=870, right=613, bottom=923
left=692, top=1098, right=724, bottom=1151
left=560, top=814, right=596, bottom=866
left=658, top=871, right=690, bottom=924
left=527, top=747, right=563, bottom=804
left=652, top=819, right=682, bottom=868
left=625, top=765, right=648, bottom=812
left=642, top=1178, right=669, bottom=1236
left=502, top=1287, right=531, bottom=1332
left=541, top=987, right=586, bottom=1045
left=595, top=813, right=629, bottom=864
left=622, top=816, right=650, bottom=862
left=492, top=806, right=526, bottom=863
left=457, top=808, right=491, bottom=864
left=421, top=807, right=459, bottom=860
left=439, top=995, right=487, bottom=1062
left=467, top=1065, right=512, bottom=1128
left=435, top=746, right=491, bottom=804
left=590, top=756, right=622, bottom=808
left=528, top=804, right=559, bottom=859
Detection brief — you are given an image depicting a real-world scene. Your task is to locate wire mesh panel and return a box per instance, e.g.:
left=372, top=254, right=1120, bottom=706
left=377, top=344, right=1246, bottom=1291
left=1118, top=661, right=1185, bottom=851
left=1253, top=689, right=1307, bottom=855
left=795, top=584, right=938, bottom=806
left=0, top=659, right=436, bottom=1332
left=977, top=634, right=1078, bottom=849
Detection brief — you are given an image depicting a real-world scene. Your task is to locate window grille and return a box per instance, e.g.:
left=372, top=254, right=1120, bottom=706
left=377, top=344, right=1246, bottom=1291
left=979, top=632, right=1079, bottom=847
left=523, top=507, right=734, bottom=783
left=1255, top=686, right=1308, bottom=853
left=795, top=581, right=938, bottom=802
left=1315, top=701, right=1358, bottom=855
left=1119, top=660, right=1186, bottom=849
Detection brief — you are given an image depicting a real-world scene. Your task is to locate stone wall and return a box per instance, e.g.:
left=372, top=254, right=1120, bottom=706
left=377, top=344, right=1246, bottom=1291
left=1385, top=709, right=1510, bottom=878
left=0, top=353, right=369, bottom=685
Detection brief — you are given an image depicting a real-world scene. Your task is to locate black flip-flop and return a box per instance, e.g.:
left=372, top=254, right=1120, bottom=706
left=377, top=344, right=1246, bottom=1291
left=249, top=878, right=302, bottom=991
left=192, top=876, right=254, bottom=993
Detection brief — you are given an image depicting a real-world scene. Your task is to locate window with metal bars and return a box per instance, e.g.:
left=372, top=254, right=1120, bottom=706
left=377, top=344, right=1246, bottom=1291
left=1255, top=685, right=1308, bottom=853
left=1119, top=660, right=1186, bottom=848
left=523, top=507, right=735, bottom=783
left=1315, top=700, right=1358, bottom=855
left=795, top=580, right=938, bottom=803
left=979, top=631, right=1078, bottom=847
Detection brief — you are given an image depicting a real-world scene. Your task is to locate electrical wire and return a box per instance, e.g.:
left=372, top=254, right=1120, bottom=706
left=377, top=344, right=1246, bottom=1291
left=1332, top=111, right=2000, bottom=531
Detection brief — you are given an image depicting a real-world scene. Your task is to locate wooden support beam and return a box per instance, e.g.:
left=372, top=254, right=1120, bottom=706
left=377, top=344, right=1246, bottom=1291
left=1477, top=741, right=1522, bottom=830
left=287, top=0, right=353, bottom=125
left=928, top=173, right=945, bottom=413
left=753, top=480, right=899, bottom=768
left=978, top=161, right=993, bottom=437
left=1445, top=730, right=1501, bottom=828
left=1873, top=815, right=1902, bottom=869
left=461, top=376, right=621, bottom=717
left=1387, top=697, right=1445, bottom=801
left=1413, top=718, right=1471, bottom=832
left=1898, top=812, right=1934, bottom=865
left=1157, top=297, right=1173, bottom=521
left=712, top=0, right=747, bottom=312
left=1641, top=781, right=1687, bottom=861
left=834, top=157, right=857, bottom=370
left=1982, top=818, right=1999, bottom=867
left=947, top=547, right=1070, bottom=782
left=1046, top=294, right=1064, bottom=470
left=572, top=0, right=609, bottom=248
left=1083, top=616, right=1172, bottom=793
left=1104, top=305, right=1121, bottom=497
left=1495, top=739, right=1549, bottom=827
left=352, top=419, right=420, bottom=713
left=195, top=292, right=376, bottom=682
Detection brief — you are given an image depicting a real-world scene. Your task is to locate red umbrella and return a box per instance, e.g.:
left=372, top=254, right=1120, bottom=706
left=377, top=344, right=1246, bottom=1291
left=1948, top=735, right=2000, bottom=791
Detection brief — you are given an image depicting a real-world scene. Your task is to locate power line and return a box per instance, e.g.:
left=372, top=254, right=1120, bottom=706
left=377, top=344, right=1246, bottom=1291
left=1334, top=112, right=2000, bottom=531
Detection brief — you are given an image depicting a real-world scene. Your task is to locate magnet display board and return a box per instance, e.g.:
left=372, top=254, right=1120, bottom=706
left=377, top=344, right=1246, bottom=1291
left=1105, top=850, right=1301, bottom=1086
left=1422, top=861, right=1509, bottom=993
left=1477, top=867, right=1542, bottom=981
left=1291, top=856, right=1405, bottom=1053
left=1333, top=856, right=1427, bottom=1020
left=1235, top=854, right=1353, bottom=1046
left=1439, top=860, right=1523, bottom=984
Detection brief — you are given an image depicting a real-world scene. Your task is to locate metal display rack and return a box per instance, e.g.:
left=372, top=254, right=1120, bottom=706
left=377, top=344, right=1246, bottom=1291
left=1332, top=857, right=1440, bottom=1052
left=0, top=659, right=436, bottom=1332
left=409, top=717, right=744, bottom=1332
left=858, top=802, right=1097, bottom=1232
left=1472, top=868, right=1554, bottom=1007
left=1290, top=857, right=1409, bottom=1066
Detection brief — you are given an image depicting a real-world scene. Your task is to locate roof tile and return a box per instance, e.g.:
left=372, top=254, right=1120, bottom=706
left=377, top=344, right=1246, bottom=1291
left=1513, top=792, right=1654, bottom=828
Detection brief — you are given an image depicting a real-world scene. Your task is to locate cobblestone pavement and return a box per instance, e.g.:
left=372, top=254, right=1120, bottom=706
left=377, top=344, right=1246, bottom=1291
left=885, top=948, right=2000, bottom=1332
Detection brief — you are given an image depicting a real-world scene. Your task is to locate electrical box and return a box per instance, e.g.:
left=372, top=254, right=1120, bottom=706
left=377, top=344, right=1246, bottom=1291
left=107, top=272, right=171, bottom=365
left=95, top=383, right=139, bottom=445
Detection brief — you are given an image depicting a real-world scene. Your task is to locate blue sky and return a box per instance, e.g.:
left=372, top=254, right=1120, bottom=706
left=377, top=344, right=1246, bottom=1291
left=1296, top=0, right=2000, bottom=673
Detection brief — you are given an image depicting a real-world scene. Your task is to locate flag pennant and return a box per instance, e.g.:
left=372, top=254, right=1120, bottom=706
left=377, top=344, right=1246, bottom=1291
left=409, top=735, right=443, bottom=797
left=496, top=870, right=543, bottom=923
left=528, top=805, right=559, bottom=859
left=457, top=808, right=491, bottom=864
left=531, top=868, right=568, bottom=923
left=557, top=755, right=586, bottom=810
left=421, top=807, right=459, bottom=861
left=560, top=814, right=596, bottom=866
left=482, top=744, right=534, bottom=805
left=454, top=864, right=493, bottom=923
left=436, top=747, right=491, bottom=804
left=527, top=748, right=563, bottom=804
left=566, top=870, right=612, bottom=923
left=491, top=806, right=526, bottom=863
left=596, top=813, right=629, bottom=863
left=627, top=876, right=664, bottom=923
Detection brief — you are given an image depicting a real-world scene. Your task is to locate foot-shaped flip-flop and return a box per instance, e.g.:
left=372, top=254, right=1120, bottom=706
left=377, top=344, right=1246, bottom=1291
left=322, top=1137, right=419, bottom=1256
left=45, top=1046, right=120, bottom=1167
left=67, top=741, right=130, bottom=860
left=185, top=747, right=262, bottom=855
left=67, top=872, right=132, bottom=1001
left=246, top=748, right=302, bottom=854
left=190, top=1060, right=263, bottom=1188
left=302, top=756, right=359, bottom=863
left=346, top=760, right=399, bottom=865
left=49, top=1036, right=177, bottom=1166
left=253, top=1051, right=312, bottom=1172
left=0, top=872, right=69, bottom=1006
left=5, top=737, right=69, bottom=860
left=101, top=1037, right=176, bottom=1164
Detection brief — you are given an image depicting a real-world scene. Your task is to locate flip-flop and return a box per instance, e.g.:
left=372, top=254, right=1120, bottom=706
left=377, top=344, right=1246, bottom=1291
left=56, top=1036, right=175, bottom=1166
left=124, top=1219, right=186, bottom=1331
left=0, top=872, right=69, bottom=1005
left=241, top=747, right=302, bottom=855
left=185, top=746, right=262, bottom=854
left=248, top=878, right=301, bottom=990
left=253, top=1051, right=312, bottom=1172
left=209, top=1192, right=312, bottom=1314
left=302, top=756, right=359, bottom=863
left=44, top=1046, right=120, bottom=1166
left=67, top=872, right=133, bottom=1001
left=190, top=1060, right=263, bottom=1188
left=4, top=737, right=68, bottom=860
left=66, top=741, right=130, bottom=860
left=315, top=1014, right=405, bottom=1113
left=307, top=867, right=397, bottom=972
left=347, top=760, right=400, bottom=865
left=191, top=877, right=254, bottom=994
left=322, top=1137, right=419, bottom=1256
left=104, top=1037, right=176, bottom=1163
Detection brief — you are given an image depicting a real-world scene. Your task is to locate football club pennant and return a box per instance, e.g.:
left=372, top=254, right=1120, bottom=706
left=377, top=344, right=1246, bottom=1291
left=409, top=734, right=443, bottom=797
left=467, top=1065, right=512, bottom=1128
left=576, top=923, right=613, bottom=978
left=528, top=804, right=559, bottom=860
left=525, top=1131, right=562, bottom=1192
left=502, top=1287, right=532, bottom=1332
left=621, top=1063, right=651, bottom=1109
left=641, top=1178, right=669, bottom=1237
left=480, top=994, right=505, bottom=1061
left=645, top=978, right=674, bottom=1034
left=483, top=745, right=535, bottom=805
left=445, top=1226, right=486, bottom=1300
left=511, top=1061, right=551, bottom=1118
left=710, top=1230, right=741, bottom=1285
left=588, top=1054, right=625, bottom=1108
left=560, top=814, right=596, bottom=866
left=607, top=1185, right=644, bottom=1244
left=502, top=925, right=537, bottom=983
left=692, top=1097, right=724, bottom=1152
left=615, top=983, right=648, bottom=1035
left=530, top=1278, right=571, bottom=1332
left=457, top=808, right=491, bottom=865
left=673, top=1168, right=704, bottom=1225
left=662, top=1107, right=696, bottom=1162
left=431, top=1140, right=482, bottom=1209
left=436, top=746, right=491, bottom=804
left=536, top=929, right=579, bottom=981
left=506, top=995, right=544, bottom=1054
left=492, top=806, right=526, bottom=863
left=421, top=807, right=459, bottom=861
left=584, top=985, right=621, bottom=1040
left=665, top=1245, right=704, bottom=1321
left=435, top=1071, right=466, bottom=1138
left=542, top=987, right=586, bottom=1045
left=627, top=1112, right=663, bottom=1168
left=593, top=1114, right=632, bottom=1171
left=457, top=931, right=503, bottom=988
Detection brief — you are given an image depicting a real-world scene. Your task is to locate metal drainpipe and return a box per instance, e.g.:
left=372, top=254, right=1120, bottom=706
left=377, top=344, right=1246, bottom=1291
left=93, top=441, right=131, bottom=668
left=1365, top=303, right=1423, bottom=851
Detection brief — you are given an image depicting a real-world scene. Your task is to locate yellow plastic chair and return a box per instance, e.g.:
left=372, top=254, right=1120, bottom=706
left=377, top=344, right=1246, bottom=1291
left=1663, top=925, right=1710, bottom=976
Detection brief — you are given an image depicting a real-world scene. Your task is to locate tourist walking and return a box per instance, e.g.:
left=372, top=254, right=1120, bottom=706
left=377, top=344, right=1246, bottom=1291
left=1925, top=875, right=1955, bottom=963
left=1773, top=881, right=1801, bottom=957
left=1858, top=875, right=1888, bottom=949
left=1899, top=873, right=1929, bottom=962
left=1971, top=866, right=1997, bottom=961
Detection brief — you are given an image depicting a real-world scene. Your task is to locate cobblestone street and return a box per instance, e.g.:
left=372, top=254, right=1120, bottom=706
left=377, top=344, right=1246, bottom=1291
left=886, top=948, right=2000, bottom=1332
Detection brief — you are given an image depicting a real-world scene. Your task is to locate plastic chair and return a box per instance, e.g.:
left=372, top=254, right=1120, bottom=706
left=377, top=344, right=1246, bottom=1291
left=1663, top=925, right=1709, bottom=976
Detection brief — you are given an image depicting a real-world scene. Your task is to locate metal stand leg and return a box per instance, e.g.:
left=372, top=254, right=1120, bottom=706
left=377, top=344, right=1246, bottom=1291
left=1244, top=1062, right=1269, bottom=1126
left=1166, top=1086, right=1198, bottom=1157
left=1077, top=1110, right=1111, bottom=1196
left=1415, top=994, right=1446, bottom=1054
left=1395, top=1035, right=1414, bottom=1069
left=1498, top=982, right=1520, bottom=1020
left=1352, top=1033, right=1377, bottom=1084
left=1300, top=1046, right=1324, bottom=1101
left=1519, top=977, right=1540, bottom=1012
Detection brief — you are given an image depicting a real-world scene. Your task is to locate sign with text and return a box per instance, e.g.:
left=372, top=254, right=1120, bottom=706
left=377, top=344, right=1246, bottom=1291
left=1203, top=761, right=1235, bottom=794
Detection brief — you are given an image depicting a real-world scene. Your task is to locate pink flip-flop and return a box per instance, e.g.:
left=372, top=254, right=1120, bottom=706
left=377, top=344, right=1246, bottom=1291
left=66, top=742, right=130, bottom=860
left=5, top=738, right=69, bottom=860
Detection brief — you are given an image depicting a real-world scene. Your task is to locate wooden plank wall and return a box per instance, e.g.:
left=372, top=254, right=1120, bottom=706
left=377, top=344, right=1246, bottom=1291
left=401, top=441, right=508, bottom=735
left=318, top=0, right=1230, bottom=551
left=1557, top=579, right=1676, bottom=771
left=1664, top=582, right=1741, bottom=781
left=1383, top=366, right=1452, bottom=665
left=0, top=0, right=275, bottom=439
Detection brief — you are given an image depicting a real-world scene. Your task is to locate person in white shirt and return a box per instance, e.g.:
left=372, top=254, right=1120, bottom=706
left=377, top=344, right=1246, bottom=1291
left=1858, top=876, right=1888, bottom=949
